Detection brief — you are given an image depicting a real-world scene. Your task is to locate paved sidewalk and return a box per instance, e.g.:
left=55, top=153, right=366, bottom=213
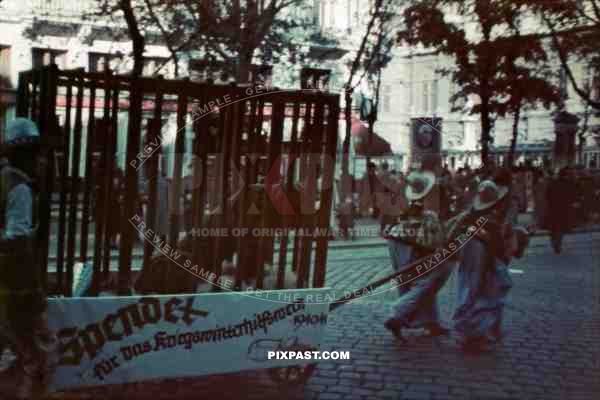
left=50, top=232, right=600, bottom=399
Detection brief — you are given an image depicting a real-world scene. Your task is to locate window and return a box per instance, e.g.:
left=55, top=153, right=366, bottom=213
left=317, top=0, right=340, bottom=30
left=328, top=0, right=336, bottom=28
left=89, top=53, right=122, bottom=73
left=590, top=64, right=600, bottom=101
left=431, top=79, right=438, bottom=113
left=189, top=60, right=208, bottom=82
left=1, top=46, right=14, bottom=145
left=589, top=65, right=600, bottom=117
left=450, top=80, right=465, bottom=109
left=0, top=46, right=10, bottom=83
left=189, top=60, right=232, bottom=83
left=32, top=48, right=67, bottom=69
left=143, top=57, right=171, bottom=78
left=559, top=67, right=568, bottom=100
left=382, top=85, right=391, bottom=112
left=300, top=67, right=331, bottom=90
left=590, top=153, right=598, bottom=169
left=313, top=0, right=320, bottom=25
left=422, top=81, right=430, bottom=114
left=346, top=0, right=352, bottom=31
left=249, top=65, right=272, bottom=87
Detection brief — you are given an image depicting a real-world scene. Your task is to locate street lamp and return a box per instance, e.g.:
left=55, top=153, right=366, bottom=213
left=552, top=110, right=579, bottom=170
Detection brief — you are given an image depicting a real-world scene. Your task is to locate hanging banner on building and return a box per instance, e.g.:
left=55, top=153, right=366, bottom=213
left=410, top=117, right=442, bottom=167
left=47, top=289, right=331, bottom=391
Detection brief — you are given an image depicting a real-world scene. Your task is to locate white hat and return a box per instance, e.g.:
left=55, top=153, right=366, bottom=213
left=405, top=170, right=436, bottom=201
left=5, top=118, right=40, bottom=147
left=473, top=180, right=509, bottom=211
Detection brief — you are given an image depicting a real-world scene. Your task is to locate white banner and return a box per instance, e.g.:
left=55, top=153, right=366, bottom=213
left=47, top=289, right=331, bottom=391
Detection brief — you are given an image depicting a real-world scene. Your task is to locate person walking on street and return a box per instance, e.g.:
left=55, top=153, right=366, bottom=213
left=0, top=118, right=57, bottom=399
left=139, top=163, right=169, bottom=245
left=533, top=170, right=549, bottom=230
left=493, top=167, right=519, bottom=225
left=366, top=162, right=380, bottom=219
left=383, top=170, right=454, bottom=341
left=452, top=179, right=529, bottom=353
left=546, top=168, right=577, bottom=254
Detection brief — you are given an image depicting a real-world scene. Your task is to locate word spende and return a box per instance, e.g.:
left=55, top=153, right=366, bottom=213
left=58, top=297, right=209, bottom=366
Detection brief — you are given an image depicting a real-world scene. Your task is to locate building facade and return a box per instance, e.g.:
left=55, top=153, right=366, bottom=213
left=376, top=9, right=600, bottom=171
left=0, top=0, right=381, bottom=178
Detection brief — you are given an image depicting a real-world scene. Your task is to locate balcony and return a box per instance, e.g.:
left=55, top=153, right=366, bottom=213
left=0, top=0, right=93, bottom=17
left=35, top=0, right=95, bottom=16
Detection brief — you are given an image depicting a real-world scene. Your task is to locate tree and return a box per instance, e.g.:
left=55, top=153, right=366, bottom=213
left=539, top=0, right=600, bottom=111
left=400, top=0, right=559, bottom=167
left=94, top=0, right=313, bottom=81
left=577, top=101, right=593, bottom=161
left=363, top=9, right=395, bottom=166
left=120, top=0, right=146, bottom=78
left=94, top=0, right=146, bottom=78
left=340, top=0, right=398, bottom=182
left=501, top=24, right=560, bottom=166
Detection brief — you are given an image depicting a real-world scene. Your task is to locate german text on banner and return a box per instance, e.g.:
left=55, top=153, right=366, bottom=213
left=47, top=289, right=331, bottom=391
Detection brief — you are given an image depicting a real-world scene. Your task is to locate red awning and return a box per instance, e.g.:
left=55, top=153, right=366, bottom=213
left=351, top=117, right=392, bottom=156
left=0, top=88, right=16, bottom=105
left=351, top=118, right=369, bottom=137
left=0, top=76, right=16, bottom=105
left=54, top=95, right=355, bottom=120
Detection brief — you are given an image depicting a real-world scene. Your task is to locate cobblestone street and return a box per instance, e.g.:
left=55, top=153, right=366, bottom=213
left=54, top=231, right=600, bottom=400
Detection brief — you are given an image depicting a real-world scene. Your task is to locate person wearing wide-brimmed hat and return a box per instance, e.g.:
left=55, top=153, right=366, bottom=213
left=0, top=118, right=57, bottom=399
left=383, top=170, right=455, bottom=341
left=452, top=178, right=529, bottom=353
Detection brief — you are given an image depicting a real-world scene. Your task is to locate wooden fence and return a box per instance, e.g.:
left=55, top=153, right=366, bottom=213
left=16, top=65, right=340, bottom=296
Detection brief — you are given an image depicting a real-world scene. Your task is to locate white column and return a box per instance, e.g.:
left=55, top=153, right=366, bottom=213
left=347, top=0, right=352, bottom=30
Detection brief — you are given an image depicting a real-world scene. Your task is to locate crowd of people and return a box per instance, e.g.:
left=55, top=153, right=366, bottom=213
left=376, top=155, right=599, bottom=354
left=343, top=159, right=600, bottom=241
left=381, top=164, right=531, bottom=353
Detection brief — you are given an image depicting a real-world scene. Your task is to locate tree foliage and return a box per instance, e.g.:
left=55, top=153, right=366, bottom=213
left=538, top=0, right=600, bottom=111
left=93, top=0, right=314, bottom=81
left=399, top=0, right=560, bottom=166
left=340, top=0, right=400, bottom=177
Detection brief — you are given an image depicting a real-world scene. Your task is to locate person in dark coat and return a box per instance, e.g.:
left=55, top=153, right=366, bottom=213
left=546, top=168, right=577, bottom=254
left=533, top=170, right=550, bottom=230
left=0, top=118, right=57, bottom=399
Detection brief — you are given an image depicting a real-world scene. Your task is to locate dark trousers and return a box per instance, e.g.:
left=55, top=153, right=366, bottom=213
left=550, top=228, right=563, bottom=254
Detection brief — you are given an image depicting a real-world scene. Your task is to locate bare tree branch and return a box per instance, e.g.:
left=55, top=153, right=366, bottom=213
left=143, top=0, right=180, bottom=77
left=119, top=0, right=145, bottom=78
left=348, top=0, right=385, bottom=90
left=543, top=13, right=600, bottom=110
